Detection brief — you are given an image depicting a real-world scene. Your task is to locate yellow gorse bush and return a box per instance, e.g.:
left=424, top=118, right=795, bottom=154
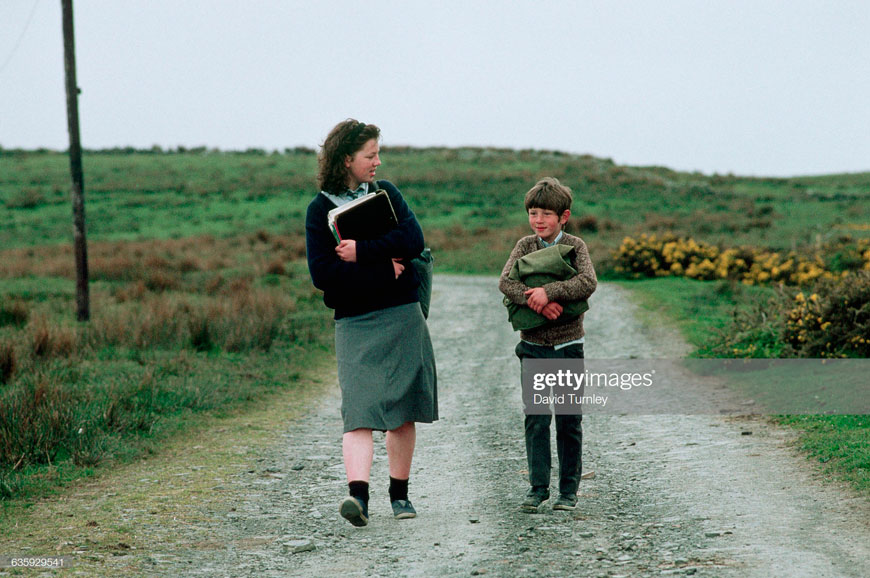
left=784, top=292, right=822, bottom=348
left=612, top=234, right=843, bottom=286
left=783, top=274, right=870, bottom=358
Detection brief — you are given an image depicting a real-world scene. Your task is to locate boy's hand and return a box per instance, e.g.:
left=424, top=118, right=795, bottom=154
left=541, top=302, right=563, bottom=321
left=335, top=240, right=357, bottom=262
left=524, top=287, right=549, bottom=313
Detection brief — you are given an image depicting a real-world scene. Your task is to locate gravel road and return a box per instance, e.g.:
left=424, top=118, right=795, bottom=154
left=44, top=275, right=869, bottom=577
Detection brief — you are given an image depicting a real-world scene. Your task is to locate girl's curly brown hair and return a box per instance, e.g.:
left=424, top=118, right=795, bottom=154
left=317, top=119, right=381, bottom=194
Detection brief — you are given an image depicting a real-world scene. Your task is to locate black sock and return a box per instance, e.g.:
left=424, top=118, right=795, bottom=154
left=389, top=477, right=409, bottom=502
left=348, top=480, right=369, bottom=504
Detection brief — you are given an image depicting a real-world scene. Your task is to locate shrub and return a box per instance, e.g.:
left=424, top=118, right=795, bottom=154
left=612, top=234, right=719, bottom=279
left=701, top=288, right=795, bottom=358
left=612, top=234, right=836, bottom=286
left=784, top=272, right=870, bottom=357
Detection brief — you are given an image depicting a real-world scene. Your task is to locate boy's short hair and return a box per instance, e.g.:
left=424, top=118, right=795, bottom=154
left=524, top=177, right=572, bottom=214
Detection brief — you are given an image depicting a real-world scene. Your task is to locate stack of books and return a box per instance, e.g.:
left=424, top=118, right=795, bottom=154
left=327, top=190, right=398, bottom=243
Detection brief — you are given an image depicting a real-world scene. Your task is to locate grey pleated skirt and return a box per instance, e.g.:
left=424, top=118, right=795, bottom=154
left=335, top=302, right=438, bottom=433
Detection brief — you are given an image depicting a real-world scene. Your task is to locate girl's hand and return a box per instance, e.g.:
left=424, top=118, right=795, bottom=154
left=392, top=258, right=405, bottom=279
left=335, top=240, right=357, bottom=262
left=524, top=287, right=549, bottom=313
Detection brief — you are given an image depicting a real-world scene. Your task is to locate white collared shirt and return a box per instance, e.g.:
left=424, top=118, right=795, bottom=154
left=538, top=230, right=564, bottom=248
left=321, top=182, right=369, bottom=207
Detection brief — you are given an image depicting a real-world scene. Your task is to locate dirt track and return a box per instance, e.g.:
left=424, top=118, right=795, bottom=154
left=6, top=276, right=868, bottom=577
left=128, top=275, right=867, bottom=577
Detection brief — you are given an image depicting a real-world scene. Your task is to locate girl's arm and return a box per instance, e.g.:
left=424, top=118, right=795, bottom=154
left=355, top=181, right=424, bottom=264
left=306, top=199, right=395, bottom=296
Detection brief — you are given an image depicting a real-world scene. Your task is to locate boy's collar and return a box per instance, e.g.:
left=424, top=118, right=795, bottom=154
left=538, top=230, right=564, bottom=247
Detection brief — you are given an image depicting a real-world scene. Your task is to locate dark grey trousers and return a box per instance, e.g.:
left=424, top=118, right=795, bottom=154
left=515, top=340, right=584, bottom=496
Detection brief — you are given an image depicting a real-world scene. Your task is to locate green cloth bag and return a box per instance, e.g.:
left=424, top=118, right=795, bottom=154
left=411, top=248, right=433, bottom=319
left=503, top=244, right=589, bottom=331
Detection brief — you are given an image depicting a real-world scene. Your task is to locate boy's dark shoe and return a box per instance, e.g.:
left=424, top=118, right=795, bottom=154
left=391, top=499, right=417, bottom=519
left=521, top=487, right=550, bottom=512
left=339, top=496, right=369, bottom=527
left=553, top=493, right=578, bottom=511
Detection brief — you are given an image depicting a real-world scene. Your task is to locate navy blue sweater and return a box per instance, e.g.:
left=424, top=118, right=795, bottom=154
left=305, top=180, right=424, bottom=319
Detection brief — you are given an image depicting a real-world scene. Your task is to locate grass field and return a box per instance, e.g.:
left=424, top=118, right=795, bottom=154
left=1, top=147, right=868, bottom=500
left=4, top=147, right=869, bottom=264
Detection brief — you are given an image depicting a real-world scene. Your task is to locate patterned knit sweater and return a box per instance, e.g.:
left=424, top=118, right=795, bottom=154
left=498, top=233, right=597, bottom=346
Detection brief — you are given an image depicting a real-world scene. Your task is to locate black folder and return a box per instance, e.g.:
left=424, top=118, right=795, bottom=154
left=327, top=190, right=398, bottom=242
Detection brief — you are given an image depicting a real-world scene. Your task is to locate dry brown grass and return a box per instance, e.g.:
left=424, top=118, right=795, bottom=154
left=144, top=270, right=181, bottom=292
left=426, top=224, right=530, bottom=254
left=113, top=280, right=148, bottom=303
left=0, top=233, right=306, bottom=281
left=84, top=282, right=296, bottom=353
left=204, top=275, right=225, bottom=295
left=90, top=254, right=138, bottom=282
left=28, top=316, right=79, bottom=359
left=264, top=259, right=286, bottom=276
left=0, top=339, right=16, bottom=384
left=0, top=300, right=29, bottom=328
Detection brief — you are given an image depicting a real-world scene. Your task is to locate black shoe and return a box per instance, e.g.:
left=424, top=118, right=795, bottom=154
left=553, top=493, right=578, bottom=510
left=521, top=488, right=550, bottom=512
left=339, top=496, right=369, bottom=527
left=391, top=499, right=417, bottom=519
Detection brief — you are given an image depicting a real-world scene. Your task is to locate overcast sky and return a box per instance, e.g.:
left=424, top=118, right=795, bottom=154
left=1, top=0, right=868, bottom=177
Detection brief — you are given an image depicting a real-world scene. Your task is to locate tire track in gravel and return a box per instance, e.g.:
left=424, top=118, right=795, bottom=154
left=149, top=275, right=869, bottom=577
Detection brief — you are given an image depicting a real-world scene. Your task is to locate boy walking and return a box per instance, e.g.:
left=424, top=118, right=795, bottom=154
left=498, top=177, right=597, bottom=511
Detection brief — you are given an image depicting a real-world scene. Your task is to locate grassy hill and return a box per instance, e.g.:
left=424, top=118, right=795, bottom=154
left=3, top=147, right=869, bottom=269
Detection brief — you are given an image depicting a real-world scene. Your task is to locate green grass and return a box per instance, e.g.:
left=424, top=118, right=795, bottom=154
left=0, top=345, right=331, bottom=500
left=3, top=148, right=869, bottom=262
left=775, top=415, right=870, bottom=490
left=612, top=277, right=763, bottom=350
left=0, top=151, right=317, bottom=247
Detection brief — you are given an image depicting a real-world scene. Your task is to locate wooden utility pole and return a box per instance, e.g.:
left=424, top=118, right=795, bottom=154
left=61, top=0, right=89, bottom=321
